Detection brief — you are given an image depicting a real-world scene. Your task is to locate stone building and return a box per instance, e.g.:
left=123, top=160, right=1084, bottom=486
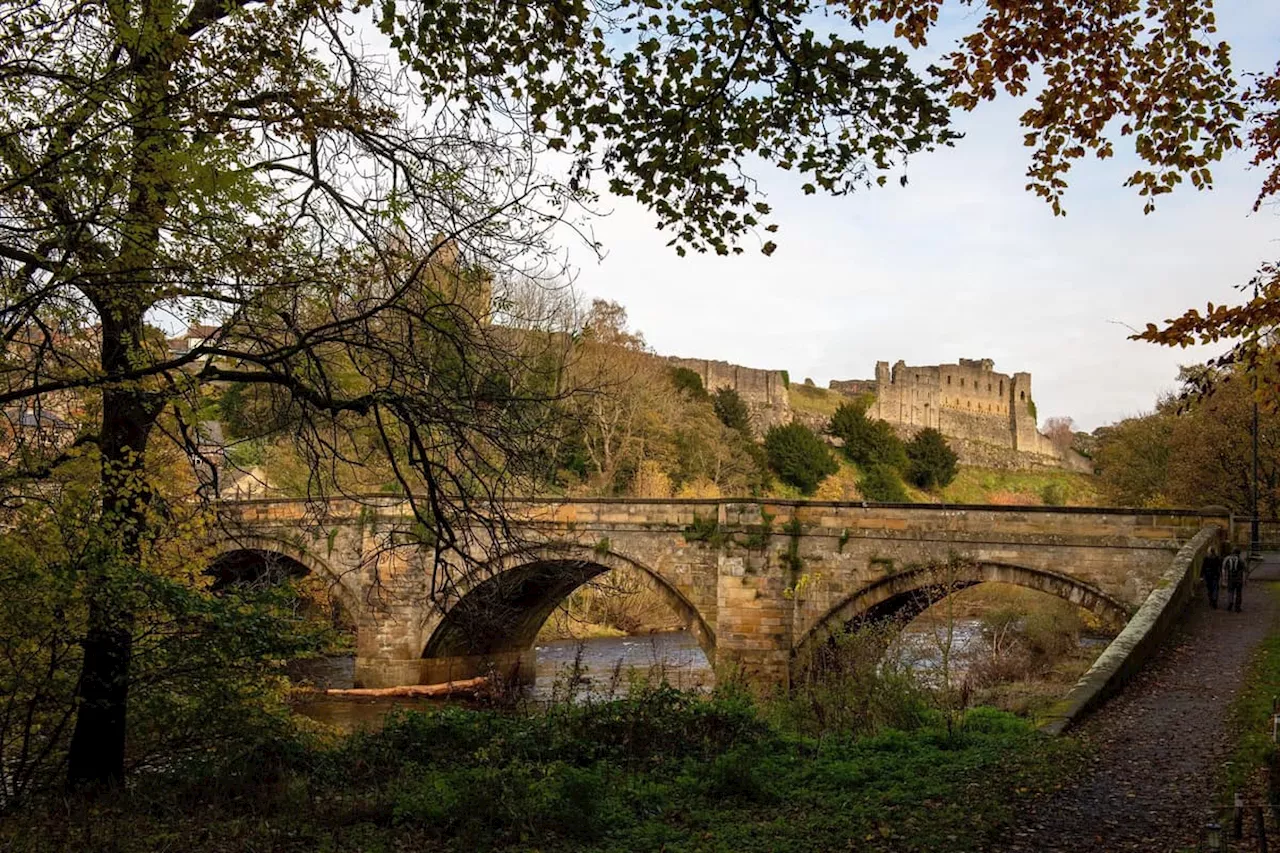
left=831, top=358, right=1090, bottom=472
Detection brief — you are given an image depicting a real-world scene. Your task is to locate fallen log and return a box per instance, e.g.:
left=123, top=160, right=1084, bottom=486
left=321, top=676, right=488, bottom=698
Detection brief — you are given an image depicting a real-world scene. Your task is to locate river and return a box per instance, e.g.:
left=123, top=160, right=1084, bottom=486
left=292, top=620, right=1109, bottom=732
left=292, top=630, right=713, bottom=731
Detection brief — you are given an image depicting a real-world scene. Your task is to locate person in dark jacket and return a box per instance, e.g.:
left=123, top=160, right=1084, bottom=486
left=1202, top=548, right=1222, bottom=609
left=1224, top=547, right=1248, bottom=613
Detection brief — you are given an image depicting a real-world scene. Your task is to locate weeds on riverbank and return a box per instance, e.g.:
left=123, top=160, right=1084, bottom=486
left=0, top=591, right=1095, bottom=852
left=0, top=685, right=1082, bottom=853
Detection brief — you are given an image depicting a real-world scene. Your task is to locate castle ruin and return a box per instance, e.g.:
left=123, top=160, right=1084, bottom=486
left=666, top=356, right=791, bottom=430
left=661, top=351, right=1088, bottom=472
left=831, top=358, right=1089, bottom=471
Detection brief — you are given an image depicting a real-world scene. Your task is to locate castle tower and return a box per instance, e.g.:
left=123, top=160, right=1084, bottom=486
left=1009, top=371, right=1037, bottom=451
left=872, top=361, right=891, bottom=420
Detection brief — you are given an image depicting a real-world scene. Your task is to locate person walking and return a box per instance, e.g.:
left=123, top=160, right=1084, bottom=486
left=1224, top=547, right=1248, bottom=613
left=1202, top=547, right=1222, bottom=609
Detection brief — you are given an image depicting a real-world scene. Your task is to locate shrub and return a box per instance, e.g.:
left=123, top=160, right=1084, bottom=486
left=858, top=463, right=910, bottom=502
left=764, top=422, right=839, bottom=495
left=669, top=366, right=709, bottom=400
left=713, top=387, right=752, bottom=434
left=389, top=760, right=608, bottom=842
left=1040, top=481, right=1067, bottom=506
left=905, top=428, right=959, bottom=489
left=783, top=622, right=930, bottom=737
left=828, top=403, right=907, bottom=471
left=1022, top=605, right=1083, bottom=659
left=828, top=399, right=869, bottom=434
left=702, top=745, right=776, bottom=802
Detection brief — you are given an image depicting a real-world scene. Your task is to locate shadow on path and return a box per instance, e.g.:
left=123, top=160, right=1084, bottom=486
left=996, top=557, right=1280, bottom=853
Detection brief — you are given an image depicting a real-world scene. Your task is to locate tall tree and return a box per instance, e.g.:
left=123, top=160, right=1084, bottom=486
left=1042, top=417, right=1077, bottom=454
left=1092, top=414, right=1176, bottom=508
left=1092, top=364, right=1280, bottom=514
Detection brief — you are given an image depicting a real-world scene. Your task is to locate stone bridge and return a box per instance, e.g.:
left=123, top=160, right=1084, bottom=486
left=209, top=498, right=1229, bottom=689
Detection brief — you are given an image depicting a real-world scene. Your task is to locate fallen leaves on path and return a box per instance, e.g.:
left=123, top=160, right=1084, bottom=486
left=993, top=587, right=1279, bottom=853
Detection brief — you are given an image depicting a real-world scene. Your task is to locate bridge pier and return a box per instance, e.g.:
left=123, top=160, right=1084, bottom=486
left=714, top=550, right=794, bottom=690
left=353, top=606, right=428, bottom=689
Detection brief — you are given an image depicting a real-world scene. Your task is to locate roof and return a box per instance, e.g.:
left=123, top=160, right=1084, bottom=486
left=186, top=323, right=221, bottom=339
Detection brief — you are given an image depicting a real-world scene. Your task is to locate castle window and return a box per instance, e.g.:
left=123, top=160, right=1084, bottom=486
left=947, top=376, right=951, bottom=385
left=1019, top=391, right=1025, bottom=401
left=960, top=378, right=965, bottom=387
left=1000, top=380, right=1004, bottom=395
left=987, top=383, right=992, bottom=393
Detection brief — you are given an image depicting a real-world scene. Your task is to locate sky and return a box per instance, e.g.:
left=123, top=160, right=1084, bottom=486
left=565, top=3, right=1280, bottom=433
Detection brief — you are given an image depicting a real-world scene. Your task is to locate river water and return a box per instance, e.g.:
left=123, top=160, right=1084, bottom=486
left=292, top=621, right=1109, bottom=732
left=292, top=631, right=713, bottom=731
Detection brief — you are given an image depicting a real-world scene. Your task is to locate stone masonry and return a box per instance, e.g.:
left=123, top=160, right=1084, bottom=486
left=213, top=497, right=1226, bottom=691
left=831, top=358, right=1092, bottom=472
left=666, top=355, right=791, bottom=433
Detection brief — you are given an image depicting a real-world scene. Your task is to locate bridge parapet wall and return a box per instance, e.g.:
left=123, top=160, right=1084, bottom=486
left=1039, top=524, right=1223, bottom=734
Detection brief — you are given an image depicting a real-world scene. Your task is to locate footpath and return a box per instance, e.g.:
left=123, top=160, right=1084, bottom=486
left=996, top=559, right=1280, bottom=853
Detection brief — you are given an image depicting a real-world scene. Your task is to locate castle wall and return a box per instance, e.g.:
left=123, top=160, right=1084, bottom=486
left=657, top=352, right=1087, bottom=472
left=828, top=379, right=878, bottom=397
left=666, top=356, right=791, bottom=433
left=868, top=358, right=1019, bottom=434
left=831, top=358, right=1085, bottom=471
left=938, top=408, right=1017, bottom=448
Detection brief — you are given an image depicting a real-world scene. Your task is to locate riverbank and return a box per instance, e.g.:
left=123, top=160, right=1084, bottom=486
left=1, top=690, right=1084, bottom=853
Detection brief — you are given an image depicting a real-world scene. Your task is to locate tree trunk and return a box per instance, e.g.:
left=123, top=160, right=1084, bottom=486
left=65, top=7, right=175, bottom=786
left=322, top=676, right=488, bottom=698
left=66, top=313, right=155, bottom=790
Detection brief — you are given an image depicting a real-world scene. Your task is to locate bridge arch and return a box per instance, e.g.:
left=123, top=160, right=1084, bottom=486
left=207, top=536, right=363, bottom=620
left=422, top=544, right=715, bottom=666
left=794, top=561, right=1133, bottom=664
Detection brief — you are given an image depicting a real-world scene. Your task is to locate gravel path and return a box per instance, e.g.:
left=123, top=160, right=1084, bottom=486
left=996, top=561, right=1280, bottom=853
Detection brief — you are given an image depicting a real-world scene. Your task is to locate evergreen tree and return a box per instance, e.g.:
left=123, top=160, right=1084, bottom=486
left=713, top=388, right=752, bottom=435
left=859, top=464, right=910, bottom=502
left=764, top=423, right=839, bottom=495
left=904, top=428, right=959, bottom=489
left=669, top=367, right=710, bottom=401
left=828, top=403, right=907, bottom=471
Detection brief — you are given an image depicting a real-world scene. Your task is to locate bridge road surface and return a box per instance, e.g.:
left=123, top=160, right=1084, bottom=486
left=995, top=555, right=1280, bottom=853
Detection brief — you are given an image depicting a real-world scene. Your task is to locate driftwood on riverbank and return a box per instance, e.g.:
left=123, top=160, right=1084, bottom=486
left=318, top=676, right=488, bottom=698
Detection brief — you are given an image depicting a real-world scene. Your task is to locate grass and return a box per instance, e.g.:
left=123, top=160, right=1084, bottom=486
left=1, top=692, right=1085, bottom=853
left=787, top=384, right=846, bottom=419
left=771, top=460, right=1099, bottom=508
left=812, top=457, right=865, bottom=500
left=939, top=467, right=1099, bottom=507
left=1222, top=582, right=1280, bottom=796
left=798, top=462, right=1098, bottom=507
